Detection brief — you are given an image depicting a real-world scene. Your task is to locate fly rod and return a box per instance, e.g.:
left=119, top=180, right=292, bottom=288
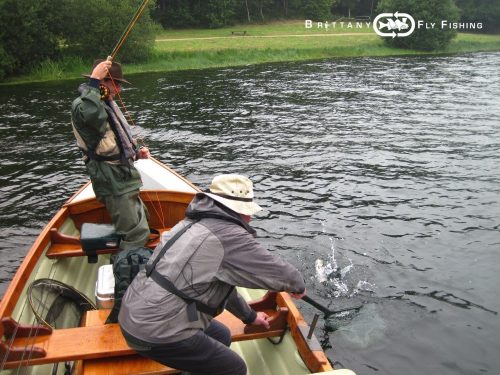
left=108, top=0, right=150, bottom=61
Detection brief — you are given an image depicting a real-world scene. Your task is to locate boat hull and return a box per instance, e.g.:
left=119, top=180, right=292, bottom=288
left=0, top=158, right=333, bottom=375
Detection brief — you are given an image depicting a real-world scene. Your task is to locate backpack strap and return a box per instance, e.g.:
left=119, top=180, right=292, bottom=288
left=148, top=270, right=219, bottom=321
left=145, top=219, right=199, bottom=277
left=145, top=218, right=233, bottom=322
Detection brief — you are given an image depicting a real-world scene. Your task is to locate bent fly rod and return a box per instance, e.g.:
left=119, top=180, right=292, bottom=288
left=100, top=0, right=151, bottom=148
left=108, top=0, right=150, bottom=61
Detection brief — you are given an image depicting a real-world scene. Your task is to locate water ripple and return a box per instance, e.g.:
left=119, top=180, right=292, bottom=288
left=1, top=53, right=500, bottom=375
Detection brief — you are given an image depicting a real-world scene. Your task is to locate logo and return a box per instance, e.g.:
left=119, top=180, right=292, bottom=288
left=373, top=12, right=415, bottom=38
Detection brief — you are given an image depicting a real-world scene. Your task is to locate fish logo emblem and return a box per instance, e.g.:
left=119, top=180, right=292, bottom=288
left=373, top=12, right=415, bottom=38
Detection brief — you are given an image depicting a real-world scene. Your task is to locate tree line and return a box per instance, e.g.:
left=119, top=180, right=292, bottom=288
left=152, top=0, right=499, bottom=31
left=0, top=0, right=498, bottom=80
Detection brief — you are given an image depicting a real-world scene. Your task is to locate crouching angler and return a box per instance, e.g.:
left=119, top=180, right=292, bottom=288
left=119, top=174, right=306, bottom=375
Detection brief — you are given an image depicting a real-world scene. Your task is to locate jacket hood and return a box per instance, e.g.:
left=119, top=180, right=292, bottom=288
left=185, top=193, right=257, bottom=237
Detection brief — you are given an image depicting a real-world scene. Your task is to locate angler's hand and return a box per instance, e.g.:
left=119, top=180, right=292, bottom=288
left=290, top=288, right=307, bottom=300
left=250, top=311, right=270, bottom=329
left=136, top=146, right=151, bottom=159
left=90, top=60, right=112, bottom=81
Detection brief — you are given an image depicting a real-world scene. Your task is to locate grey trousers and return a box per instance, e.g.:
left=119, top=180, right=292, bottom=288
left=100, top=191, right=150, bottom=251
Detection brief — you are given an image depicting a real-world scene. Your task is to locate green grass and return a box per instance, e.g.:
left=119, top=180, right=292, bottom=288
left=155, top=19, right=372, bottom=39
left=2, top=20, right=500, bottom=85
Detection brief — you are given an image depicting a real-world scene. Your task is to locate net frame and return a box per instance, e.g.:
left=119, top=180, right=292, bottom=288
left=27, top=278, right=97, bottom=329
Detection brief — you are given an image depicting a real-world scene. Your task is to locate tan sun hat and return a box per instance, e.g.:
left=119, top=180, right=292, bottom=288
left=205, top=174, right=262, bottom=216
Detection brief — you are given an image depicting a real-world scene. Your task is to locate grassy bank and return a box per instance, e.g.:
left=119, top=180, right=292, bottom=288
left=3, top=21, right=500, bottom=84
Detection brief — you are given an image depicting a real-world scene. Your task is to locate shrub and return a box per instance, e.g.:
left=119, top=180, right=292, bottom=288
left=377, top=0, right=460, bottom=51
left=0, top=0, right=157, bottom=80
left=0, top=0, right=65, bottom=76
left=62, top=0, right=157, bottom=63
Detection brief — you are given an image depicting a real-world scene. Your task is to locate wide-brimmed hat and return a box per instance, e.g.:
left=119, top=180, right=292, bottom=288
left=83, top=59, right=131, bottom=84
left=205, top=174, right=262, bottom=216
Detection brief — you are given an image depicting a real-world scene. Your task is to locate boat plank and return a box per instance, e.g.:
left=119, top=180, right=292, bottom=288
left=2, top=309, right=286, bottom=368
left=82, top=355, right=179, bottom=375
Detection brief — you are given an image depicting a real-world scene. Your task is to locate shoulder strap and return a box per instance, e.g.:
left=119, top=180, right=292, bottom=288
left=148, top=269, right=218, bottom=321
left=145, top=219, right=198, bottom=277
left=144, top=218, right=233, bottom=322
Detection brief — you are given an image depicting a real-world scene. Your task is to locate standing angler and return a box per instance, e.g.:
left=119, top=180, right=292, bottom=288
left=71, top=59, right=151, bottom=321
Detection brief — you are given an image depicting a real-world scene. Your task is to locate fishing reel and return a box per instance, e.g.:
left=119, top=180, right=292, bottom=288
left=99, top=84, right=110, bottom=100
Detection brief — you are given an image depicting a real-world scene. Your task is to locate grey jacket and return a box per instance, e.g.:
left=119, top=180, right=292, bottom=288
left=118, top=194, right=305, bottom=345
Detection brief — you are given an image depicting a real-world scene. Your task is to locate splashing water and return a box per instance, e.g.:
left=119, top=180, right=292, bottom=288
left=315, top=233, right=375, bottom=298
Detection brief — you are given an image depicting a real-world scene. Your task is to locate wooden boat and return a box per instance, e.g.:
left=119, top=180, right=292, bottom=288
left=0, top=158, right=353, bottom=375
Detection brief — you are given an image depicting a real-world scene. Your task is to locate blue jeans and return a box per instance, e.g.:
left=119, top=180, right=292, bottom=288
left=133, top=320, right=246, bottom=375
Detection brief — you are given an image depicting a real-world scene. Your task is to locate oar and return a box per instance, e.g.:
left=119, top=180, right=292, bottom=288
left=302, top=295, right=361, bottom=316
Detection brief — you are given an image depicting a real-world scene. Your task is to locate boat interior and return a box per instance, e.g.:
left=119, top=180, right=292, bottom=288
left=0, top=160, right=332, bottom=374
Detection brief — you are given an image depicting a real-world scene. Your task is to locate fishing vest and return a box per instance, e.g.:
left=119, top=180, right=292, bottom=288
left=72, top=100, right=136, bottom=164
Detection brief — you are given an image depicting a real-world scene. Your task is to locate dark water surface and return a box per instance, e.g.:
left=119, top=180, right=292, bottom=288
left=1, top=53, right=499, bottom=375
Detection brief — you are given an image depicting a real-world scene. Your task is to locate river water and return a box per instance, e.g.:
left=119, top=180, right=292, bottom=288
left=1, top=52, right=499, bottom=375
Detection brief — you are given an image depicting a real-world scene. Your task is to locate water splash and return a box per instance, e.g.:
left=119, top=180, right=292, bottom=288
left=315, top=227, right=375, bottom=298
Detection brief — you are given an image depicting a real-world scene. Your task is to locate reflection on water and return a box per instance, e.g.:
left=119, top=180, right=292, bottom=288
left=1, top=52, right=499, bottom=375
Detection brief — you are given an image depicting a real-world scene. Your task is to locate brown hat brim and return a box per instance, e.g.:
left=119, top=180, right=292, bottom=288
left=82, top=74, right=131, bottom=85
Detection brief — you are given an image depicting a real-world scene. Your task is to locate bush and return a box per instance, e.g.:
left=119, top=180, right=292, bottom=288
left=301, top=0, right=332, bottom=20
left=0, top=0, right=157, bottom=80
left=377, top=0, right=460, bottom=51
left=0, top=0, right=65, bottom=77
left=0, top=44, right=15, bottom=80
left=153, top=0, right=195, bottom=28
left=62, top=0, right=157, bottom=63
left=153, top=0, right=237, bottom=29
left=455, top=0, right=500, bottom=33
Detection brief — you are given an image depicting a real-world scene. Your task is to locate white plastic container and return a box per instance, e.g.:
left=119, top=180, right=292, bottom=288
left=95, top=264, right=115, bottom=309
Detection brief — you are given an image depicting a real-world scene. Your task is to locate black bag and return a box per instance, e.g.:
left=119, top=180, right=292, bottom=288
left=105, top=247, right=153, bottom=324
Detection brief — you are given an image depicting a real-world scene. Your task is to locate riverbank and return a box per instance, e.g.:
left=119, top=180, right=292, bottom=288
left=2, top=21, right=500, bottom=84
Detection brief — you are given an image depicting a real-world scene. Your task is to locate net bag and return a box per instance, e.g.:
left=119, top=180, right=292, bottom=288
left=27, top=278, right=96, bottom=329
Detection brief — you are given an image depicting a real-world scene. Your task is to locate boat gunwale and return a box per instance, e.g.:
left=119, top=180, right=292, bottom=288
left=0, top=158, right=197, bottom=338
left=0, top=206, right=70, bottom=332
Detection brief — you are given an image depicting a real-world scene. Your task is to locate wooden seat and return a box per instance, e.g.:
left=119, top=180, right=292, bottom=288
left=45, top=228, right=169, bottom=259
left=81, top=310, right=178, bottom=374
left=2, top=293, right=288, bottom=369
left=80, top=355, right=180, bottom=375
left=231, top=30, right=247, bottom=36
left=80, top=307, right=287, bottom=375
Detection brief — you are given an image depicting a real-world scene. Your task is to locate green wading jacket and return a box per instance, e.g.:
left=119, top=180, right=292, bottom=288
left=71, top=80, right=142, bottom=197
